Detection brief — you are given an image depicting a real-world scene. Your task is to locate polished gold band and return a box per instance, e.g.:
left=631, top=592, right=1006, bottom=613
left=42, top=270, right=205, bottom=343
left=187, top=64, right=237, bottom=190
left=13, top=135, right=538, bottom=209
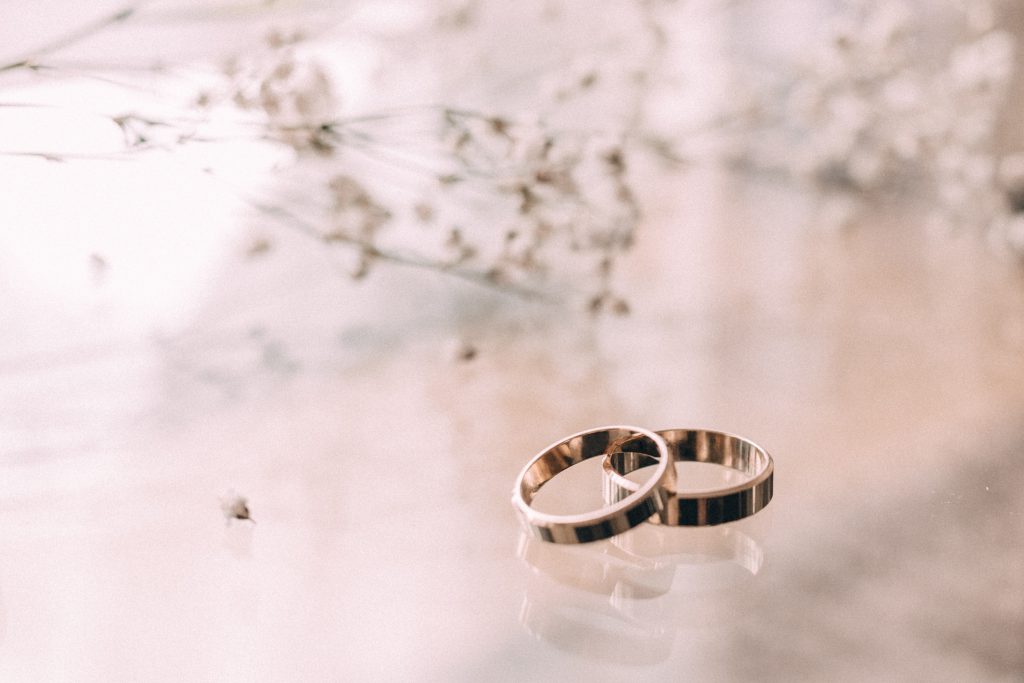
left=602, top=428, right=773, bottom=526
left=511, top=426, right=673, bottom=544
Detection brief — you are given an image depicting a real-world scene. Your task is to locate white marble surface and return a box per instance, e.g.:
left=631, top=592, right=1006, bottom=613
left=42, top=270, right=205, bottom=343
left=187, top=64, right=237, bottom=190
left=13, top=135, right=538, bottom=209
left=2, top=161, right=1023, bottom=681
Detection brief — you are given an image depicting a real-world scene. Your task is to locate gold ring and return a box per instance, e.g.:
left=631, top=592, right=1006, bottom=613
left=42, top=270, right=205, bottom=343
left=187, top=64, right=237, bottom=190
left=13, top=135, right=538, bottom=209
left=511, top=425, right=674, bottom=543
left=602, top=428, right=773, bottom=526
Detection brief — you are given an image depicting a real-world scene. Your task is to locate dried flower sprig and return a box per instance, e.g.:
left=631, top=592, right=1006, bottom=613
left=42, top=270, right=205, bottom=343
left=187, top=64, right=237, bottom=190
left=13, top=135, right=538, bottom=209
left=1, top=4, right=663, bottom=311
left=759, top=0, right=1018, bottom=236
left=195, top=28, right=339, bottom=154
left=175, top=19, right=651, bottom=307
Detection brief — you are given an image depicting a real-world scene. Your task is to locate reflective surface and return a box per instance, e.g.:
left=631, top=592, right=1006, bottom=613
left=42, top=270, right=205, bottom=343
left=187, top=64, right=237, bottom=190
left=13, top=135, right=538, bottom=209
left=518, top=514, right=770, bottom=666
left=2, top=161, right=1024, bottom=679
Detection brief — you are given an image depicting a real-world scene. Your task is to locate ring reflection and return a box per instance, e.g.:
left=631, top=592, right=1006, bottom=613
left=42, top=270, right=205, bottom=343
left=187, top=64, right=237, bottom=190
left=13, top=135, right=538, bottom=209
left=517, top=511, right=771, bottom=662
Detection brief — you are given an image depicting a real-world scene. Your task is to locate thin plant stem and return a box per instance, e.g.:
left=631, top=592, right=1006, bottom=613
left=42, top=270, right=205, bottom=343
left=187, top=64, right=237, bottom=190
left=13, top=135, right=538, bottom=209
left=0, top=5, right=141, bottom=74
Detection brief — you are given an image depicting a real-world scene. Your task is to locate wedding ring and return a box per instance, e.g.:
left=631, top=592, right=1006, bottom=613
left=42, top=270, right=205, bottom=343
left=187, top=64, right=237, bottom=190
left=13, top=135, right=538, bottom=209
left=602, top=429, right=773, bottom=526
left=511, top=426, right=673, bottom=544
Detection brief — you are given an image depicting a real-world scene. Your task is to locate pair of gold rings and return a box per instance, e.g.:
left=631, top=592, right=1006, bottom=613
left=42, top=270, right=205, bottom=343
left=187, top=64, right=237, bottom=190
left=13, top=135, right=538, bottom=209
left=510, top=426, right=774, bottom=544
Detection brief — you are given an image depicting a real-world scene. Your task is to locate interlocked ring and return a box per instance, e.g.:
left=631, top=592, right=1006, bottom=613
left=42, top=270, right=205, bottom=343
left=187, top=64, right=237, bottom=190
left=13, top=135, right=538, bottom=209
left=511, top=426, right=673, bottom=544
left=602, top=428, right=773, bottom=526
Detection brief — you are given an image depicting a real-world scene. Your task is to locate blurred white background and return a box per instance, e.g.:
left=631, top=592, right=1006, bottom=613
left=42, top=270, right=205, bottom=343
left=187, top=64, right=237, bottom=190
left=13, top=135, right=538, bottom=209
left=1, top=1, right=1022, bottom=680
